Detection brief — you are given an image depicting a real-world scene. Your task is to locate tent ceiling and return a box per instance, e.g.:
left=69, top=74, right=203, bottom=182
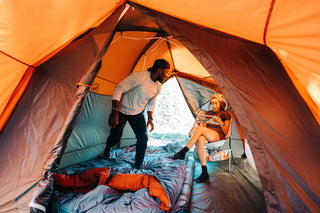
left=91, top=7, right=212, bottom=95
left=92, top=31, right=158, bottom=95
left=132, top=0, right=269, bottom=44
left=1, top=0, right=319, bottom=125
left=0, top=0, right=121, bottom=66
left=117, top=6, right=161, bottom=33
left=0, top=1, right=320, bottom=212
left=166, top=38, right=211, bottom=77
left=131, top=0, right=320, bottom=123
left=0, top=0, right=122, bottom=130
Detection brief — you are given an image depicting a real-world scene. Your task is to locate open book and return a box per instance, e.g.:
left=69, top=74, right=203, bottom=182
left=189, top=110, right=219, bottom=136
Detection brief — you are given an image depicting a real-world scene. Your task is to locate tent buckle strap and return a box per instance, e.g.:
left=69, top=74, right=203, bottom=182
left=76, top=82, right=92, bottom=88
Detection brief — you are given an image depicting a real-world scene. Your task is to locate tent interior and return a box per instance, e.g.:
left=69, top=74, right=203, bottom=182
left=0, top=1, right=320, bottom=213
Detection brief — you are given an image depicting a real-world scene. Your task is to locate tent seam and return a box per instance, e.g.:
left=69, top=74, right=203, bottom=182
left=0, top=50, right=36, bottom=68
left=41, top=4, right=128, bottom=174
left=263, top=0, right=276, bottom=45
left=165, top=39, right=176, bottom=70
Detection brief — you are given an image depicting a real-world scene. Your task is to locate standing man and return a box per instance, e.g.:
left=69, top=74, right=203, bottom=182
left=104, top=59, right=170, bottom=169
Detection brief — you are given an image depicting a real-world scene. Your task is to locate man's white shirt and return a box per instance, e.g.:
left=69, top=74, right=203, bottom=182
left=112, top=71, right=161, bottom=115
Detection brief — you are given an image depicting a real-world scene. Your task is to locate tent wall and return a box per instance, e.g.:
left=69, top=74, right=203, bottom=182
left=0, top=0, right=123, bottom=132
left=0, top=5, right=126, bottom=212
left=135, top=4, right=320, bottom=212
left=91, top=31, right=158, bottom=95
left=57, top=91, right=136, bottom=170
left=132, top=0, right=320, bottom=125
left=267, top=0, right=320, bottom=124
left=176, top=76, right=218, bottom=116
left=91, top=32, right=175, bottom=96
left=1, top=1, right=319, bottom=212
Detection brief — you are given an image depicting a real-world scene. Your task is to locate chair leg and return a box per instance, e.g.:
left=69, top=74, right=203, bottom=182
left=228, top=150, right=236, bottom=173
left=228, top=138, right=236, bottom=165
left=231, top=150, right=236, bottom=165
left=228, top=151, right=231, bottom=172
left=227, top=137, right=236, bottom=173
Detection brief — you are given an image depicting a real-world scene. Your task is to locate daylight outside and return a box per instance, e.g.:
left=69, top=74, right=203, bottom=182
left=147, top=78, right=195, bottom=147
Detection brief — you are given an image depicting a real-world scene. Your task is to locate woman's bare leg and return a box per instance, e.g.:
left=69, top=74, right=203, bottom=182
left=197, top=136, right=208, bottom=166
left=186, top=126, right=220, bottom=149
left=193, top=129, right=219, bottom=183
left=195, top=136, right=210, bottom=183
left=173, top=126, right=219, bottom=160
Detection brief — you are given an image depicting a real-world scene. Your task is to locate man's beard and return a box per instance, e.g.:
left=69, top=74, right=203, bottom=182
left=157, top=75, right=164, bottom=83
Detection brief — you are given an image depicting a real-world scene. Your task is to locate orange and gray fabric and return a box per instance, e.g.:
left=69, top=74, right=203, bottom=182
left=107, top=174, right=170, bottom=212
left=53, top=168, right=170, bottom=212
left=52, top=167, right=110, bottom=194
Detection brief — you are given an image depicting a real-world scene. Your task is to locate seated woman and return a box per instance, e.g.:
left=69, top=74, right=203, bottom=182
left=173, top=93, right=231, bottom=183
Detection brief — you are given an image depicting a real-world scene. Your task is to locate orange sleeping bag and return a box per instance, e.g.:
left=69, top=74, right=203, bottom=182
left=53, top=168, right=170, bottom=212
left=52, top=167, right=110, bottom=193
left=107, top=174, right=170, bottom=212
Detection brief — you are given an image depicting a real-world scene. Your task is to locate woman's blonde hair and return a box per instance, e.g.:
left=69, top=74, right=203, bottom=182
left=210, top=93, right=226, bottom=110
left=211, top=93, right=224, bottom=102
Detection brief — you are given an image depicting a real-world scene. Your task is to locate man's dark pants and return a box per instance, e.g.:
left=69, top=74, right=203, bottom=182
left=104, top=111, right=148, bottom=168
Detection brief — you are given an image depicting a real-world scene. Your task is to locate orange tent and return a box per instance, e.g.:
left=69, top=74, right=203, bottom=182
left=0, top=1, right=319, bottom=212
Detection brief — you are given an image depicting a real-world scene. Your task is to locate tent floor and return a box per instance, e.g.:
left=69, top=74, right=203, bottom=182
left=188, top=157, right=266, bottom=213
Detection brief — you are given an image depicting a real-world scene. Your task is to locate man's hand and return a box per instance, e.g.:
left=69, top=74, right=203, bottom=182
left=109, top=100, right=120, bottom=128
left=147, top=118, right=154, bottom=132
left=146, top=111, right=154, bottom=132
left=108, top=111, right=119, bottom=128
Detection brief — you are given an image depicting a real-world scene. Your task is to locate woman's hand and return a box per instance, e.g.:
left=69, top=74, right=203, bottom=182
left=212, top=116, right=224, bottom=127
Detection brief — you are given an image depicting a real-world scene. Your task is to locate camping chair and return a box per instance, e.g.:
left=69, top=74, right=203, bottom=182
left=193, top=110, right=235, bottom=173
left=205, top=115, right=235, bottom=173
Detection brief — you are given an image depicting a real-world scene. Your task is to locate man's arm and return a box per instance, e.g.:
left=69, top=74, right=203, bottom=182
left=113, top=72, right=141, bottom=100
left=109, top=72, right=142, bottom=128
left=146, top=93, right=158, bottom=113
left=146, top=92, right=160, bottom=132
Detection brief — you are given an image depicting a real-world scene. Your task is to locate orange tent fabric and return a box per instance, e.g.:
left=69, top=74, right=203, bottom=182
left=0, top=1, right=320, bottom=212
left=0, top=0, right=124, bottom=132
left=1, top=0, right=320, bottom=130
